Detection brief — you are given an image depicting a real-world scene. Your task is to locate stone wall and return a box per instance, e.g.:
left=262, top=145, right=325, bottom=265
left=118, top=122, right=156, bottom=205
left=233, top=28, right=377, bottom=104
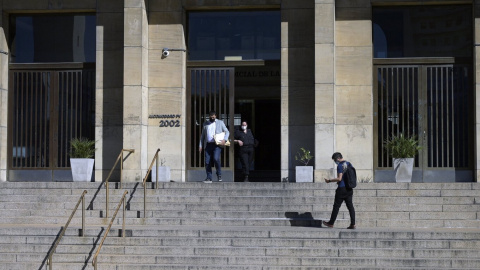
left=1, top=0, right=476, bottom=183
left=281, top=1, right=316, bottom=181
left=95, top=0, right=126, bottom=182
left=121, top=0, right=149, bottom=182
left=148, top=1, right=186, bottom=181
left=314, top=0, right=335, bottom=181
left=332, top=0, right=373, bottom=181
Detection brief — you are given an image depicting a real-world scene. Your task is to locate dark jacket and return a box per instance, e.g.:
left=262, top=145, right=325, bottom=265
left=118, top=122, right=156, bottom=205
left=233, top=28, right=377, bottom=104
left=235, top=129, right=256, bottom=148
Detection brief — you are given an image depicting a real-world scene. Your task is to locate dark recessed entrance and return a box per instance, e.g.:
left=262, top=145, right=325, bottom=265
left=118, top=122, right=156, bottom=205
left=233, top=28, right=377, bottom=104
left=233, top=62, right=281, bottom=182
left=186, top=10, right=281, bottom=182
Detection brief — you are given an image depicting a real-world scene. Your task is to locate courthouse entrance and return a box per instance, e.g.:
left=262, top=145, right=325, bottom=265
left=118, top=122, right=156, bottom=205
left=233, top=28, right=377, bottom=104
left=186, top=65, right=282, bottom=182
left=186, top=10, right=281, bottom=182
left=186, top=68, right=235, bottom=181
left=373, top=61, right=473, bottom=182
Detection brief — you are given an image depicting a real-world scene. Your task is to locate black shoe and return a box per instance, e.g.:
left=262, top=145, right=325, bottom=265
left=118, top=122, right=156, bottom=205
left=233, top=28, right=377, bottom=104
left=322, top=221, right=334, bottom=228
left=347, top=224, right=356, bottom=229
left=203, top=179, right=212, bottom=183
left=217, top=176, right=222, bottom=182
left=243, top=176, right=249, bottom=182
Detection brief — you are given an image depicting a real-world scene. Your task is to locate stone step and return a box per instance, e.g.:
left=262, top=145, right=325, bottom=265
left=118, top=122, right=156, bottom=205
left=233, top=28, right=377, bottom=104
left=7, top=250, right=480, bottom=268
left=2, top=263, right=480, bottom=270
left=1, top=197, right=478, bottom=211
left=7, top=238, right=480, bottom=256
left=2, top=214, right=480, bottom=228
left=1, top=182, right=479, bottom=269
left=38, top=254, right=480, bottom=268
left=69, top=265, right=480, bottom=270
left=2, top=225, right=480, bottom=269
left=0, top=182, right=478, bottom=191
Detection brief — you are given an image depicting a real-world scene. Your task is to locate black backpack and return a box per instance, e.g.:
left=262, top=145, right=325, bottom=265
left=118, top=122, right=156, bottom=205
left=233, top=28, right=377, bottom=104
left=342, top=162, right=357, bottom=189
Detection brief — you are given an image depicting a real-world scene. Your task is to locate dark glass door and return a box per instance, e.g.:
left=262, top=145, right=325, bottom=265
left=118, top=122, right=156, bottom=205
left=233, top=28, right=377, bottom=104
left=186, top=68, right=235, bottom=182
left=8, top=64, right=95, bottom=181
left=374, top=64, right=473, bottom=182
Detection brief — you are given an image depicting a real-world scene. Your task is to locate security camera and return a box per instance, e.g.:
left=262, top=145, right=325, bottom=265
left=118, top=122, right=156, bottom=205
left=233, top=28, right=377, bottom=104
left=162, top=48, right=169, bottom=57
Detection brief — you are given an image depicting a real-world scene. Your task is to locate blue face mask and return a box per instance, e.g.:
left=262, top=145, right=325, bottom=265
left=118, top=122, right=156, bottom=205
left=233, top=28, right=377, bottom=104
left=334, top=160, right=339, bottom=165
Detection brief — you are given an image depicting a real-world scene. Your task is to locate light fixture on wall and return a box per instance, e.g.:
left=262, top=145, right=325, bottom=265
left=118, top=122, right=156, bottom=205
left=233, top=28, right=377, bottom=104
left=162, top=48, right=186, bottom=58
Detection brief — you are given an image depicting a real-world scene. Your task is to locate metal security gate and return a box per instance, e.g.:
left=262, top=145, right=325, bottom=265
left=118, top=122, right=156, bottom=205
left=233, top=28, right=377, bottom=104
left=186, top=68, right=235, bottom=182
left=8, top=64, right=95, bottom=181
left=374, top=64, right=473, bottom=182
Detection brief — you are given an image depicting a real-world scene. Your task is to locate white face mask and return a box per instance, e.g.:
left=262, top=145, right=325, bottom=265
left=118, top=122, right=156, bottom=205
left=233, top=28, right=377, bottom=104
left=241, top=126, right=247, bottom=130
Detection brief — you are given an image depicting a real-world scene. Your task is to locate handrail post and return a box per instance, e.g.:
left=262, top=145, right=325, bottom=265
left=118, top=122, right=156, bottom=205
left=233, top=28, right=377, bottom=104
left=92, top=190, right=128, bottom=269
left=106, top=181, right=109, bottom=218
left=104, top=149, right=134, bottom=219
left=122, top=196, right=126, bottom=238
left=82, top=195, right=85, bottom=237
left=121, top=150, right=124, bottom=189
left=48, top=254, right=52, bottom=270
left=144, top=182, right=146, bottom=218
left=47, top=190, right=87, bottom=270
left=155, top=152, right=159, bottom=189
left=142, top=148, right=161, bottom=219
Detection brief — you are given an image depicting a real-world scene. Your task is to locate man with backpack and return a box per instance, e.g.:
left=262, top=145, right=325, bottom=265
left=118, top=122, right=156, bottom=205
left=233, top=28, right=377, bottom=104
left=322, top=152, right=356, bottom=229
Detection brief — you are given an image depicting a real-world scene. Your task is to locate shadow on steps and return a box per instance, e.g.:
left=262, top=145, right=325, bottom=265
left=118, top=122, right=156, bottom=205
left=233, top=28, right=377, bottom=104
left=285, top=212, right=323, bottom=228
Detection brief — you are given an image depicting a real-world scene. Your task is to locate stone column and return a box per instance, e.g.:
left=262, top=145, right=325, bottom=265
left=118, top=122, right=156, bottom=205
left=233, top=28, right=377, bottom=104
left=334, top=0, right=373, bottom=181
left=95, top=0, right=126, bottom=182
left=314, top=0, right=335, bottom=181
left=475, top=1, right=480, bottom=182
left=122, top=0, right=149, bottom=181
left=0, top=8, right=7, bottom=181
left=147, top=1, right=186, bottom=182
left=281, top=1, right=316, bottom=181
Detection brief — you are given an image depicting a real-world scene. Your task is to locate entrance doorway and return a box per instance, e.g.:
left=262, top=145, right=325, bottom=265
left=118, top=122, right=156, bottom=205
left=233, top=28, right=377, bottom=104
left=234, top=99, right=281, bottom=182
left=186, top=68, right=235, bottom=181
left=374, top=63, right=473, bottom=182
left=186, top=63, right=281, bottom=182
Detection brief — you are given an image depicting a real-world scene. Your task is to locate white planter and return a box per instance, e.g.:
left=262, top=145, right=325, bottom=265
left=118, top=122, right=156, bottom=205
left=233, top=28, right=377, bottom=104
left=70, top=158, right=94, bottom=182
left=152, top=166, right=171, bottom=182
left=393, top=158, right=414, bottom=182
left=295, top=166, right=313, bottom=182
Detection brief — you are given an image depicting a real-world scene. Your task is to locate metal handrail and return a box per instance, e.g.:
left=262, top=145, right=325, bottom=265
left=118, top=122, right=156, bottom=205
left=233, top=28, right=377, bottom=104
left=104, top=149, right=134, bottom=218
left=92, top=190, right=128, bottom=270
left=142, top=148, right=161, bottom=218
left=46, top=190, right=87, bottom=270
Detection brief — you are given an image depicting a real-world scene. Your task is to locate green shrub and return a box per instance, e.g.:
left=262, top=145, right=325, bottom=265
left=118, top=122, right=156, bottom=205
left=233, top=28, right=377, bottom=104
left=70, top=138, right=96, bottom=158
left=295, top=147, right=313, bottom=166
left=383, top=133, right=421, bottom=158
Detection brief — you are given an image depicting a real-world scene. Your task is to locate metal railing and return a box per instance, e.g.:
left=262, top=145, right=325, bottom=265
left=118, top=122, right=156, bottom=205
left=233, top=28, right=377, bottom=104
left=142, top=148, right=161, bottom=218
left=104, top=149, right=134, bottom=218
left=92, top=190, right=128, bottom=270
left=46, top=190, right=87, bottom=270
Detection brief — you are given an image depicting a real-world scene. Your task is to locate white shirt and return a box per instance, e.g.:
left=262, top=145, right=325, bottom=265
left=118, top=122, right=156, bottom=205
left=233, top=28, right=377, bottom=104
left=206, top=120, right=216, bottom=142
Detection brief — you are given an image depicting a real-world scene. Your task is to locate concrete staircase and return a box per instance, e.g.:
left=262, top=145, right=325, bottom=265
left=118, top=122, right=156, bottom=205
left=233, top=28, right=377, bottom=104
left=0, top=181, right=479, bottom=269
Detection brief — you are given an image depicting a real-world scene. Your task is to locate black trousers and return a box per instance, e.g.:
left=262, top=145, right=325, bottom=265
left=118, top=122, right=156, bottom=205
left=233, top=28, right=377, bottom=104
left=328, top=187, right=355, bottom=225
left=239, top=146, right=254, bottom=176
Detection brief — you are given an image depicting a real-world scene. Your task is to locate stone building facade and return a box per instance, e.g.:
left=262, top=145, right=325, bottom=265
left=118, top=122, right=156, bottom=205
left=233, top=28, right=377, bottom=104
left=0, top=0, right=478, bottom=183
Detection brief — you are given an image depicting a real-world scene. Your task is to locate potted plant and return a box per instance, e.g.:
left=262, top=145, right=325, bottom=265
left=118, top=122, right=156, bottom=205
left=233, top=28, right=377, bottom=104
left=295, top=147, right=314, bottom=182
left=70, top=137, right=96, bottom=182
left=383, top=133, right=421, bottom=182
left=152, top=158, right=171, bottom=182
